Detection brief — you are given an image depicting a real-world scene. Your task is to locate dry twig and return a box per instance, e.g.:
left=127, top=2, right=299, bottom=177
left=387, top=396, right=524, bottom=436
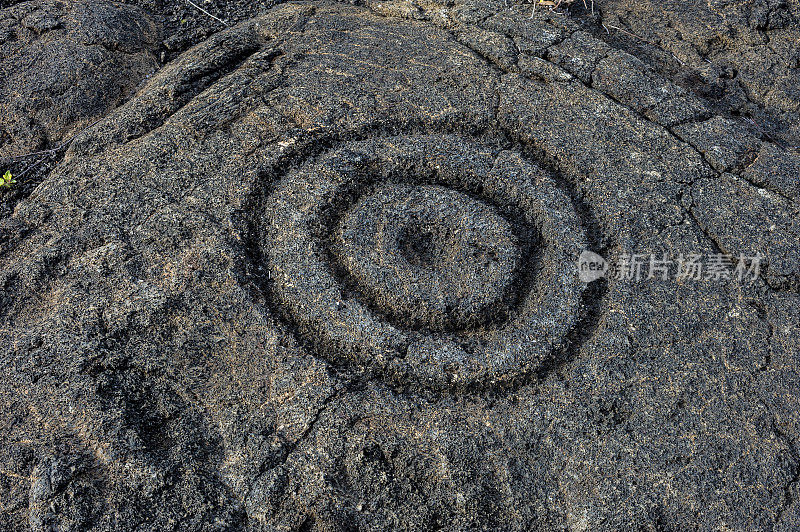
left=185, top=0, right=227, bottom=26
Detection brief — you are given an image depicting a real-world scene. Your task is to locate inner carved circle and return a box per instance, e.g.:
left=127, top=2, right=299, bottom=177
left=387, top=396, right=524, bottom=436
left=333, top=184, right=521, bottom=331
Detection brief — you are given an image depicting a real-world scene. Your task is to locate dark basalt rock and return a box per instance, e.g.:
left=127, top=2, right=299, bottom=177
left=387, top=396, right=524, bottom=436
left=0, top=1, right=798, bottom=530
left=0, top=0, right=161, bottom=219
left=597, top=0, right=800, bottom=147
left=0, top=0, right=160, bottom=159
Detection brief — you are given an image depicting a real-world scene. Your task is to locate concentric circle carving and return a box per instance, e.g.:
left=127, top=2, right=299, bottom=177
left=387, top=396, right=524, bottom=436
left=262, top=134, right=588, bottom=389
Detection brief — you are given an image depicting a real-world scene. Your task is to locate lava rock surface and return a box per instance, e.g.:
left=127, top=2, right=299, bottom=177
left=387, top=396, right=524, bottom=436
left=0, top=1, right=798, bottom=530
left=0, top=0, right=160, bottom=159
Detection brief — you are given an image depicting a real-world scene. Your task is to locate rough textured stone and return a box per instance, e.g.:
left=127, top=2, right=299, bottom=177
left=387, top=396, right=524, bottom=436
left=0, top=0, right=160, bottom=159
left=598, top=0, right=800, bottom=147
left=0, top=1, right=798, bottom=530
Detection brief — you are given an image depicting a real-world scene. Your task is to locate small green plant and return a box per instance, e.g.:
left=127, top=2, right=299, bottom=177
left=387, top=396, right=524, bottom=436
left=0, top=170, right=15, bottom=189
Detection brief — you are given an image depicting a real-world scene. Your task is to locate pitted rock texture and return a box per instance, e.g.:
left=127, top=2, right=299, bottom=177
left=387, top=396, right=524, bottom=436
left=0, top=0, right=160, bottom=159
left=598, top=0, right=800, bottom=148
left=0, top=1, right=798, bottom=530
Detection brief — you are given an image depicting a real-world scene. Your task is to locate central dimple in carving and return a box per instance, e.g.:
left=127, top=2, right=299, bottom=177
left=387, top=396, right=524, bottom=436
left=398, top=227, right=440, bottom=268
left=334, top=184, right=520, bottom=331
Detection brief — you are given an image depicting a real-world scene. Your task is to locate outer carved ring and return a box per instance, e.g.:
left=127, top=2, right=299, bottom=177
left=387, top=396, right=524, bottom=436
left=262, top=134, right=587, bottom=389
